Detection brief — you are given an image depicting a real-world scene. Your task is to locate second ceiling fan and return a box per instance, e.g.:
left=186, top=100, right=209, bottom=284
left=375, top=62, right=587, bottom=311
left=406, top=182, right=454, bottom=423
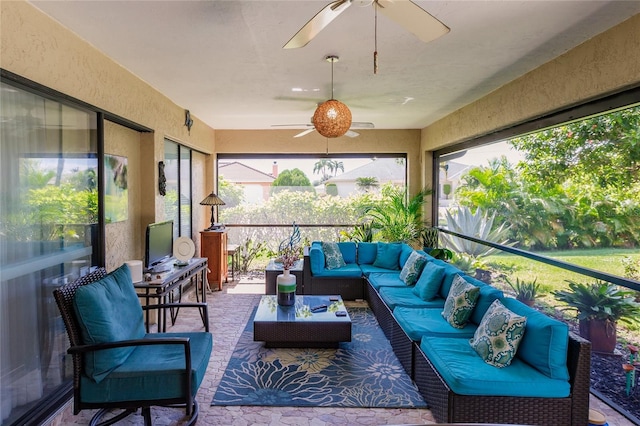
left=283, top=0, right=450, bottom=50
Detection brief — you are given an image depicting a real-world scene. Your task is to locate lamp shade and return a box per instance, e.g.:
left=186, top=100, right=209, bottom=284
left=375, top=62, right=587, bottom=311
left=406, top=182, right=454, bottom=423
left=312, top=99, right=352, bottom=138
left=199, top=192, right=225, bottom=206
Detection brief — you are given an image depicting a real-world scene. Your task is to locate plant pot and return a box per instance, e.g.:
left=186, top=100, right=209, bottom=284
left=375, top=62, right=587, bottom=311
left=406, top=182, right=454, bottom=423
left=579, top=318, right=617, bottom=353
left=517, top=298, right=535, bottom=307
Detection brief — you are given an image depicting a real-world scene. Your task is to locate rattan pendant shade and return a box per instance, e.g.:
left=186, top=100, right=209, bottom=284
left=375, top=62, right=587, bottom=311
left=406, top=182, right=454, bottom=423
left=312, top=99, right=352, bottom=138
left=312, top=55, right=352, bottom=138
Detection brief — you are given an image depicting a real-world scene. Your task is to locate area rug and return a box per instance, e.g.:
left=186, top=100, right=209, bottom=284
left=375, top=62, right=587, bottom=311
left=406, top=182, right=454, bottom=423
left=211, top=305, right=428, bottom=408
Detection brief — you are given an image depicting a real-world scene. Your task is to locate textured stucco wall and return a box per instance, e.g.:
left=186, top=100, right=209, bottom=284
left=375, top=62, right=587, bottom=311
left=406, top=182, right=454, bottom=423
left=421, top=14, right=640, bottom=151
left=104, top=121, right=142, bottom=271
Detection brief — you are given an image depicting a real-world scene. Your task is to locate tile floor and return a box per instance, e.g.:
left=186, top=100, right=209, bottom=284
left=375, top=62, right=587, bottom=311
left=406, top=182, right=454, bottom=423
left=52, top=276, right=636, bottom=426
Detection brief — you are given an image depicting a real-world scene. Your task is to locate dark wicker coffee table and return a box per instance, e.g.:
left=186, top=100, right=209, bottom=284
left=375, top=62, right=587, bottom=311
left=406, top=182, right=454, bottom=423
left=253, top=295, right=352, bottom=348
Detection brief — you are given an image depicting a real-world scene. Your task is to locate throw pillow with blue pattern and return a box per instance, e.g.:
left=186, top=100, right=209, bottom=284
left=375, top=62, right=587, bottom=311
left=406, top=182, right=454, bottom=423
left=470, top=299, right=527, bottom=368
left=399, top=251, right=427, bottom=286
left=441, top=274, right=480, bottom=328
left=322, top=242, right=346, bottom=269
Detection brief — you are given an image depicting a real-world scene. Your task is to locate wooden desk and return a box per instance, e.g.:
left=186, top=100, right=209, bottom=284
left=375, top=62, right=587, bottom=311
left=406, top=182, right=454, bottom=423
left=134, top=257, right=207, bottom=332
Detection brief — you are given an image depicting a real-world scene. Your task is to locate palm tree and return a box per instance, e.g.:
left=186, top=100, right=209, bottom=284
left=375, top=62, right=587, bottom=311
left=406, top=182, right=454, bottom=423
left=329, top=160, right=344, bottom=176
left=356, top=176, right=379, bottom=192
left=313, top=159, right=332, bottom=182
left=364, top=184, right=433, bottom=245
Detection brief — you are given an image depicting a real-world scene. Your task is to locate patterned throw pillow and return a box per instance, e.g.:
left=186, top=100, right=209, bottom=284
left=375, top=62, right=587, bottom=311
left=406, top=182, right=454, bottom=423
left=441, top=275, right=480, bottom=328
left=322, top=242, right=346, bottom=269
left=470, top=299, right=527, bottom=368
left=399, top=251, right=427, bottom=286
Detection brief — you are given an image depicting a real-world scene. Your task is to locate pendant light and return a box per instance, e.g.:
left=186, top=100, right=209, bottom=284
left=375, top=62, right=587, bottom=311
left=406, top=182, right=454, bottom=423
left=312, top=55, right=352, bottom=138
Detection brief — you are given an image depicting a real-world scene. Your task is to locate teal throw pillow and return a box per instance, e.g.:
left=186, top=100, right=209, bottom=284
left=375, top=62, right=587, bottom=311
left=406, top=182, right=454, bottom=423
left=399, top=251, right=427, bottom=286
left=441, top=275, right=480, bottom=328
left=412, top=262, right=446, bottom=300
left=470, top=299, right=527, bottom=368
left=372, top=242, right=402, bottom=270
left=322, top=242, right=346, bottom=269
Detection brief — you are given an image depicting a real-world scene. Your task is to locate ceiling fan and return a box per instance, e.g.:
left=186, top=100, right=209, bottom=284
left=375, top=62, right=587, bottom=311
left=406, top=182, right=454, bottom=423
left=272, top=55, right=374, bottom=138
left=272, top=121, right=375, bottom=138
left=283, top=0, right=450, bottom=50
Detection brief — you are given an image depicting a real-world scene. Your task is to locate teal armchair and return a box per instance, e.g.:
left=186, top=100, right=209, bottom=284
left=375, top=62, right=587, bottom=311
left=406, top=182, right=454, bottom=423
left=53, top=264, right=212, bottom=425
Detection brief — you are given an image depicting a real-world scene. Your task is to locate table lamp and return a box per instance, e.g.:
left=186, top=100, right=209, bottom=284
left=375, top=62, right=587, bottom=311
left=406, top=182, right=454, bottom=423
left=199, top=192, right=225, bottom=230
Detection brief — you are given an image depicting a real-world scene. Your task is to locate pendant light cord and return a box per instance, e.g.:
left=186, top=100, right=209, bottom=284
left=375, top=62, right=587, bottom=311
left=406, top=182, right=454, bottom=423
left=374, top=1, right=378, bottom=74
left=331, top=58, right=335, bottom=99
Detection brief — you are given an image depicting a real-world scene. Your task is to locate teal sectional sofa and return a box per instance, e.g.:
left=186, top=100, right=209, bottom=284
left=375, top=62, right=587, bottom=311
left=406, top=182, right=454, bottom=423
left=303, top=241, right=422, bottom=300
left=363, top=248, right=591, bottom=426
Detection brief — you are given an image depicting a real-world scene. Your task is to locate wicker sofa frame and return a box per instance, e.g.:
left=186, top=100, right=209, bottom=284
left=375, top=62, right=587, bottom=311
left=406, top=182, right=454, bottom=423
left=365, top=278, right=591, bottom=426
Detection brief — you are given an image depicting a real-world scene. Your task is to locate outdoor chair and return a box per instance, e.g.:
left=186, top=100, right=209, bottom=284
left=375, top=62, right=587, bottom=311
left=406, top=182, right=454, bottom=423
left=53, top=264, right=213, bottom=426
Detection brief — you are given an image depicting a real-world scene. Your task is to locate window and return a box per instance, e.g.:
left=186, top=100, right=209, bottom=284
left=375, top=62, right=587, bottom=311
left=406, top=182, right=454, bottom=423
left=163, top=139, right=192, bottom=238
left=0, top=81, right=99, bottom=425
left=217, top=154, right=407, bottom=252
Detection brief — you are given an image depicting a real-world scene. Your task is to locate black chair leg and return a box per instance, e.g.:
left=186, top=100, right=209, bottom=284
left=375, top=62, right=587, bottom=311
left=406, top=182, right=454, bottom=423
left=90, top=408, right=137, bottom=426
left=142, top=406, right=152, bottom=426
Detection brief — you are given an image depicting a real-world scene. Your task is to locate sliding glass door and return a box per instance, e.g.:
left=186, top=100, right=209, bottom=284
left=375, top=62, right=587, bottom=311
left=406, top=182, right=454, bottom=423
left=0, top=81, right=98, bottom=425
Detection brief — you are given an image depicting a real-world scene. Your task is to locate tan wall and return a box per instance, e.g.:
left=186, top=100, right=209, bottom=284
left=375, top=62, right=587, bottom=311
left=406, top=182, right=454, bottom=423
left=104, top=121, right=142, bottom=270
left=215, top=129, right=424, bottom=196
left=422, top=14, right=640, bottom=151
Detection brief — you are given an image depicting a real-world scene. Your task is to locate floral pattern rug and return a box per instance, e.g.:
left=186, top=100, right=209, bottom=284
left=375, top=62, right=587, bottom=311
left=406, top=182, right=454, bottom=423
left=211, top=306, right=428, bottom=408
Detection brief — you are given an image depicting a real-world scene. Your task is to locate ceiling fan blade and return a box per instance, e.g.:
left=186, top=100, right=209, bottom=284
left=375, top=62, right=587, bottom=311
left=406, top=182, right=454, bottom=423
left=271, top=124, right=314, bottom=128
left=294, top=128, right=316, bottom=138
left=350, top=122, right=375, bottom=129
left=283, top=0, right=352, bottom=49
left=345, top=130, right=360, bottom=138
left=376, top=0, right=449, bottom=44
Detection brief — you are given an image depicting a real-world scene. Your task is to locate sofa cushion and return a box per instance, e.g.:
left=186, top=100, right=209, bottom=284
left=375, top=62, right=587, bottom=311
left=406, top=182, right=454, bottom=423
left=361, top=264, right=401, bottom=277
left=399, top=251, right=428, bottom=286
left=357, top=242, right=378, bottom=264
left=399, top=244, right=415, bottom=268
left=500, top=297, right=570, bottom=380
left=337, top=241, right=357, bottom=264
left=412, top=262, right=446, bottom=300
left=322, top=242, right=347, bottom=269
left=73, top=264, right=145, bottom=383
left=310, top=263, right=363, bottom=278
left=394, top=307, right=477, bottom=341
left=420, top=336, right=570, bottom=397
left=379, top=286, right=445, bottom=310
left=373, top=242, right=402, bottom=270
left=367, top=272, right=404, bottom=290
left=470, top=299, right=527, bottom=368
left=470, top=284, right=505, bottom=325
left=309, top=242, right=326, bottom=275
left=434, top=260, right=473, bottom=299
left=80, top=332, right=213, bottom=403
left=442, top=275, right=480, bottom=329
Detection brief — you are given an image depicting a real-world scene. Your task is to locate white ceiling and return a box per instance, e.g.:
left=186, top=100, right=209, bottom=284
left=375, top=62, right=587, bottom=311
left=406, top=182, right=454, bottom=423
left=29, top=1, right=640, bottom=131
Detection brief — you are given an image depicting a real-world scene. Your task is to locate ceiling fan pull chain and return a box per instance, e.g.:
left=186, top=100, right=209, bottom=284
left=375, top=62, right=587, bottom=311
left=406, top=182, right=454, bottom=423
left=374, top=2, right=378, bottom=74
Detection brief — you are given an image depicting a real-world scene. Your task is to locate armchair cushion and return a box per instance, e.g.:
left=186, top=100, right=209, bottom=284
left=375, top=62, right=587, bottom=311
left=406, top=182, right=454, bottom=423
left=73, top=264, right=145, bottom=383
left=357, top=242, right=378, bottom=264
left=80, top=332, right=213, bottom=403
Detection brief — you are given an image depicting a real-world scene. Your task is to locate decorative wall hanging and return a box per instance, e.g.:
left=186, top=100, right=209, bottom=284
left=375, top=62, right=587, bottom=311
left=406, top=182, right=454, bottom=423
left=158, top=161, right=166, bottom=196
left=104, top=154, right=128, bottom=223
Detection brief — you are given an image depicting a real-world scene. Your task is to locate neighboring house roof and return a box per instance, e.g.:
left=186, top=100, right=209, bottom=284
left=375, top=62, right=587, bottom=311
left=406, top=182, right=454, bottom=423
left=443, top=161, right=471, bottom=181
left=219, top=161, right=275, bottom=183
left=326, top=158, right=405, bottom=183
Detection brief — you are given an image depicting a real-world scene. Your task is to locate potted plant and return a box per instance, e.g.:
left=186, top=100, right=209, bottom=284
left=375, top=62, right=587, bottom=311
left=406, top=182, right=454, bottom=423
left=505, top=276, right=541, bottom=307
left=553, top=280, right=640, bottom=353
left=421, top=227, right=439, bottom=252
